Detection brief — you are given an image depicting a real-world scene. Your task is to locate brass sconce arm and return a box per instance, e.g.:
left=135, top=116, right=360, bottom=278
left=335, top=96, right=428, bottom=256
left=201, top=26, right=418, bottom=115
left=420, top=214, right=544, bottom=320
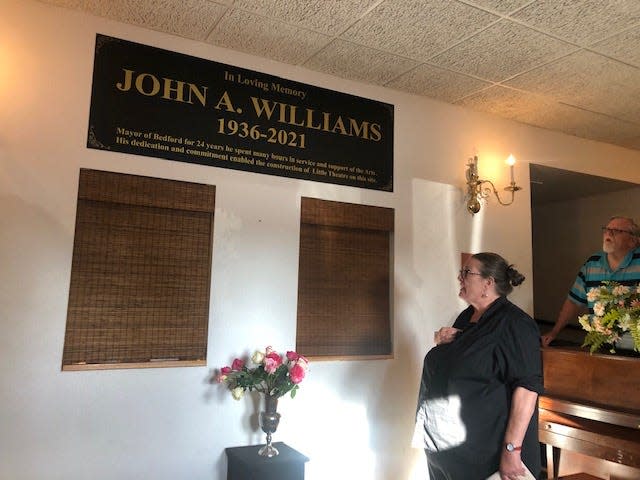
left=465, top=155, right=522, bottom=214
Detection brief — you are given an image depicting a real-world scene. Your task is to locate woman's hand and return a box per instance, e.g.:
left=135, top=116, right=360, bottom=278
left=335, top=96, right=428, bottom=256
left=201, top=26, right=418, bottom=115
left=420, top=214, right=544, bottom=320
left=433, top=327, right=461, bottom=345
left=499, top=450, right=526, bottom=479
left=500, top=387, right=539, bottom=479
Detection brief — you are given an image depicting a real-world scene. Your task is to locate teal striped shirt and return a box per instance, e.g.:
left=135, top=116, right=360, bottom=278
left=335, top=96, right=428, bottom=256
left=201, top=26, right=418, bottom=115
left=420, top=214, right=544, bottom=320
left=569, top=247, right=640, bottom=310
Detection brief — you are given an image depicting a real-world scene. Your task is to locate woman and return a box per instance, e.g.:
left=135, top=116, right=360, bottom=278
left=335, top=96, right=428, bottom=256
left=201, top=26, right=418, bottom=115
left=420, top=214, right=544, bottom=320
left=415, top=253, right=543, bottom=480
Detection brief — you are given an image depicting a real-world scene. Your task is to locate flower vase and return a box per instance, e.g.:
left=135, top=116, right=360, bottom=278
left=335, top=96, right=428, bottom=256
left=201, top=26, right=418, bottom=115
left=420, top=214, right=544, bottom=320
left=616, top=332, right=636, bottom=352
left=258, top=394, right=281, bottom=457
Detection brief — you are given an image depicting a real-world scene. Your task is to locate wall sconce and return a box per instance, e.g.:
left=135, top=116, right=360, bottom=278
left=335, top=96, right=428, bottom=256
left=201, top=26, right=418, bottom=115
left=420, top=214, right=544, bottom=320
left=465, top=154, right=521, bottom=214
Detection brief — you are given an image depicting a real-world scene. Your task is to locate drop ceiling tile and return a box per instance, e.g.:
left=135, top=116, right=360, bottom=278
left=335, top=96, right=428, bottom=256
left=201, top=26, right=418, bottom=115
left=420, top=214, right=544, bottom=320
left=387, top=64, right=492, bottom=102
left=505, top=50, right=640, bottom=123
left=512, top=0, right=640, bottom=46
left=468, top=0, right=534, bottom=15
left=457, top=85, right=640, bottom=148
left=595, top=95, right=640, bottom=125
left=207, top=8, right=332, bottom=64
left=552, top=110, right=640, bottom=148
left=341, top=0, right=499, bottom=61
left=40, top=0, right=229, bottom=40
left=232, top=0, right=380, bottom=36
left=525, top=105, right=640, bottom=146
left=304, top=40, right=419, bottom=85
left=457, top=85, right=556, bottom=121
left=430, top=20, right=576, bottom=81
left=591, top=25, right=640, bottom=67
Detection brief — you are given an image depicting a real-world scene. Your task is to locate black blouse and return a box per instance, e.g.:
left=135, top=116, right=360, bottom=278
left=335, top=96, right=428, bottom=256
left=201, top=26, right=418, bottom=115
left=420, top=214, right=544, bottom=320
left=416, top=296, right=543, bottom=479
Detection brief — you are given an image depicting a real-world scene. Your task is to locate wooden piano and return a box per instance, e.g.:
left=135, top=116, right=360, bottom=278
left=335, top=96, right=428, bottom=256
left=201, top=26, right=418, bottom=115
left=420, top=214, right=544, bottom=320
left=540, top=347, right=640, bottom=479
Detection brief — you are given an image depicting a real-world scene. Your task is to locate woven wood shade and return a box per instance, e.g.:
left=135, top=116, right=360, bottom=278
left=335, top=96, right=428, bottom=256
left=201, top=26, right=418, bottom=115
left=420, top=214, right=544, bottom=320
left=62, top=169, right=214, bottom=370
left=296, top=197, right=394, bottom=358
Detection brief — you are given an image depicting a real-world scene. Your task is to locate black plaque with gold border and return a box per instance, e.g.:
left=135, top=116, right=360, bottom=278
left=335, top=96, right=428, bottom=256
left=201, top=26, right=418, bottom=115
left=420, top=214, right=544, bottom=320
left=88, top=34, right=394, bottom=191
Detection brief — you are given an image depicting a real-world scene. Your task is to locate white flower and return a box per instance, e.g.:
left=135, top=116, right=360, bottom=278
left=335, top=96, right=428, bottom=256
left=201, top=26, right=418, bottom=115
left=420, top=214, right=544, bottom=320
left=579, top=281, right=640, bottom=352
left=231, top=386, right=245, bottom=400
left=618, top=313, right=632, bottom=331
left=586, top=288, right=600, bottom=303
left=612, top=285, right=630, bottom=296
left=593, top=318, right=605, bottom=333
left=593, top=302, right=606, bottom=317
left=251, top=350, right=265, bottom=364
left=578, top=314, right=592, bottom=332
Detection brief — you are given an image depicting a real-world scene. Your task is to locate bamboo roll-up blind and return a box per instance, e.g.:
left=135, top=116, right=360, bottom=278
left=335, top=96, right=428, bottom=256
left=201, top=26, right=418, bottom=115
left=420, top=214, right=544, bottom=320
left=62, top=169, right=215, bottom=370
left=296, top=197, right=394, bottom=359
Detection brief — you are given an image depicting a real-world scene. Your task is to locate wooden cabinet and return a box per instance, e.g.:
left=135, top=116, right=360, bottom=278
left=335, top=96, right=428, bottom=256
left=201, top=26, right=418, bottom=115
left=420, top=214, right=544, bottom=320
left=540, top=347, right=640, bottom=479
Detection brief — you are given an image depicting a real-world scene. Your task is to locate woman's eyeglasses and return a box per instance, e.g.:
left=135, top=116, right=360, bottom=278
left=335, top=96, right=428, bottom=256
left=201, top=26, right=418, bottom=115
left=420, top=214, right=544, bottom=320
left=459, top=268, right=483, bottom=279
left=601, top=226, right=633, bottom=237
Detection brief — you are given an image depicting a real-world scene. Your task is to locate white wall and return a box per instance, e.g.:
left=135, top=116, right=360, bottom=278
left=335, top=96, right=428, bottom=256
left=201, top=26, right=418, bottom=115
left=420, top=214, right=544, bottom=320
left=2, top=1, right=640, bottom=479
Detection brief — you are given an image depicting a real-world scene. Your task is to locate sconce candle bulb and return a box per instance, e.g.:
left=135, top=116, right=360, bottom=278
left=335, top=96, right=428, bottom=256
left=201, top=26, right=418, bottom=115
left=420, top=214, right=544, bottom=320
left=506, top=154, right=516, bottom=184
left=465, top=154, right=522, bottom=215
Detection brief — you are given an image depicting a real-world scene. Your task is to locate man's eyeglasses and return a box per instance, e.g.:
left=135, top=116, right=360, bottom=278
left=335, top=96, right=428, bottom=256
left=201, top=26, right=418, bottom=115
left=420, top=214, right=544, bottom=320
left=601, top=226, right=633, bottom=237
left=459, top=268, right=483, bottom=279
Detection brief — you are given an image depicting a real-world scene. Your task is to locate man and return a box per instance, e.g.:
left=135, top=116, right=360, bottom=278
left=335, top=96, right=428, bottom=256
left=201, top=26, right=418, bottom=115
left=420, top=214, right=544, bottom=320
left=541, top=216, right=640, bottom=347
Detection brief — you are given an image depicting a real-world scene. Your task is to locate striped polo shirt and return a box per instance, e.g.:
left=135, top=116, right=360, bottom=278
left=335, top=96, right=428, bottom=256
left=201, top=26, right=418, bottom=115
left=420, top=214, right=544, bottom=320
left=568, top=247, right=640, bottom=310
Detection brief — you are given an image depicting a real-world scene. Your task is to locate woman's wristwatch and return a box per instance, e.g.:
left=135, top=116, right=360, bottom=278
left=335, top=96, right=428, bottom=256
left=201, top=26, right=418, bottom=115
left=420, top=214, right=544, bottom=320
left=505, top=442, right=522, bottom=453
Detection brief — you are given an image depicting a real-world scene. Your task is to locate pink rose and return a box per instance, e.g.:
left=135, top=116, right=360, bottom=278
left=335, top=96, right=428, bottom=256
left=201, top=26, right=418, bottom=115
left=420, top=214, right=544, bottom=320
left=296, top=356, right=309, bottom=371
left=264, top=351, right=282, bottom=374
left=231, top=358, right=244, bottom=371
left=266, top=351, right=282, bottom=365
left=289, top=363, right=305, bottom=384
left=217, top=366, right=232, bottom=382
left=264, top=357, right=278, bottom=374
left=286, top=351, right=299, bottom=361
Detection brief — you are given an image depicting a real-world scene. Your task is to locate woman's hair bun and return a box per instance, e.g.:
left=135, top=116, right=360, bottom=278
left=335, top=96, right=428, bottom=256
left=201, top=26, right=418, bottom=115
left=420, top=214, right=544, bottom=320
left=507, top=265, right=525, bottom=286
left=472, top=252, right=525, bottom=296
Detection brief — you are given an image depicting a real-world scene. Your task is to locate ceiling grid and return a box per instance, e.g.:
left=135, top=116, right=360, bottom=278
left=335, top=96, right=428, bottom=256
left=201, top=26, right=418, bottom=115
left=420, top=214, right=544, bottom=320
left=38, top=0, right=640, bottom=151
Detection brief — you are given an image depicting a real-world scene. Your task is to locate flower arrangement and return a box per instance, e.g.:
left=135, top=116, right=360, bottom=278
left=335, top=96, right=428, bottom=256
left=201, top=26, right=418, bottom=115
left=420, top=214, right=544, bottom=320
left=217, top=346, right=308, bottom=400
left=578, top=281, right=640, bottom=353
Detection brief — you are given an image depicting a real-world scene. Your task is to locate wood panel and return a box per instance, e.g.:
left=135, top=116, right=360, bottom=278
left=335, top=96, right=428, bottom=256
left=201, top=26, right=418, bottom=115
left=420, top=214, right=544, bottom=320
left=542, top=348, right=640, bottom=412
left=540, top=347, right=640, bottom=479
left=62, top=169, right=215, bottom=370
left=296, top=197, right=393, bottom=358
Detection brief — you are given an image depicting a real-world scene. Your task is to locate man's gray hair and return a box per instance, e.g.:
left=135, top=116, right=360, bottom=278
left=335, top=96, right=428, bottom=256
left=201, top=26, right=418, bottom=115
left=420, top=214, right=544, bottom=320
left=609, top=215, right=640, bottom=238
